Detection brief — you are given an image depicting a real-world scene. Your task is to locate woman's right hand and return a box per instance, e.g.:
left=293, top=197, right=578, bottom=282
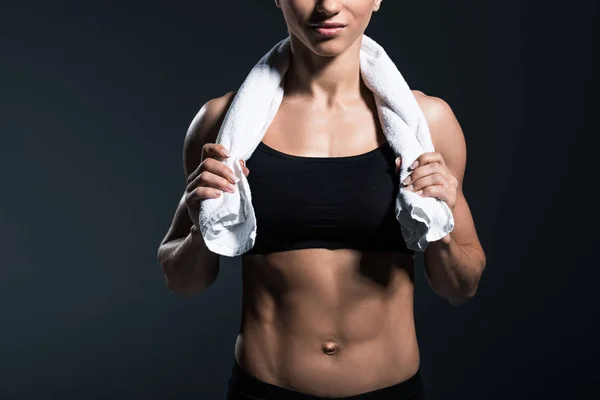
left=185, top=143, right=250, bottom=231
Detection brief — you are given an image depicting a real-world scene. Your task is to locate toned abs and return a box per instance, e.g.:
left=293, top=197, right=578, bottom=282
left=236, top=250, right=419, bottom=397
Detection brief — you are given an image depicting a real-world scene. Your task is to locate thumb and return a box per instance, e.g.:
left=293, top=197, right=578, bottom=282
left=240, top=159, right=250, bottom=177
left=395, top=157, right=402, bottom=174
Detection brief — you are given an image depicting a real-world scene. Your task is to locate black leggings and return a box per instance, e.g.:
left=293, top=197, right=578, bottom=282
left=226, top=359, right=426, bottom=400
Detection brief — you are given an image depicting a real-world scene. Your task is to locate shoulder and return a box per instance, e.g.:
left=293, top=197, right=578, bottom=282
left=184, top=91, right=236, bottom=148
left=411, top=90, right=464, bottom=148
left=411, top=90, right=456, bottom=132
left=411, top=90, right=467, bottom=180
left=183, top=92, right=236, bottom=175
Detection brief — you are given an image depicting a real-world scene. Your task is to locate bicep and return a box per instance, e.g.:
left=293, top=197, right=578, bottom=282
left=161, top=92, right=235, bottom=245
left=183, top=92, right=236, bottom=177
left=419, top=94, right=481, bottom=248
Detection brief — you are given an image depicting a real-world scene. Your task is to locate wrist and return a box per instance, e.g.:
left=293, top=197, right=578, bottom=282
left=188, top=225, right=207, bottom=247
left=438, top=233, right=453, bottom=245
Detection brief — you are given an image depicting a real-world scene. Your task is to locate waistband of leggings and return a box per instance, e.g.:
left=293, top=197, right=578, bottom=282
left=228, top=358, right=423, bottom=400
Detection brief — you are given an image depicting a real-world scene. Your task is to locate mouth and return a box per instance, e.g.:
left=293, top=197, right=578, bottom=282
left=308, top=22, right=347, bottom=37
left=308, top=22, right=347, bottom=29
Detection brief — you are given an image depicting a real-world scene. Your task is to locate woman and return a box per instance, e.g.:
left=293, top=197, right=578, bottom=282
left=158, top=1, right=486, bottom=399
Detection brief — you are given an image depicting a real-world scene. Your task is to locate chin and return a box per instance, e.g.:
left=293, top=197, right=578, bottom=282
left=305, top=37, right=356, bottom=58
left=309, top=42, right=347, bottom=57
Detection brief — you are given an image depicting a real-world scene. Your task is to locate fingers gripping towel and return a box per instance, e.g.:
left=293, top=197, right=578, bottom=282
left=198, top=35, right=454, bottom=257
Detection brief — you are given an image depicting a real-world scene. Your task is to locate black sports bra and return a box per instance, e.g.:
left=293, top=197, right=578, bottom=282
left=243, top=140, right=414, bottom=255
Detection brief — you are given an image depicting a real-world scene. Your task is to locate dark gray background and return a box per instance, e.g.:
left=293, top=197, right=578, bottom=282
left=1, top=1, right=597, bottom=399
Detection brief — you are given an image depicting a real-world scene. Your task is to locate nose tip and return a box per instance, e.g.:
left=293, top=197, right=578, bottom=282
left=316, top=0, right=342, bottom=16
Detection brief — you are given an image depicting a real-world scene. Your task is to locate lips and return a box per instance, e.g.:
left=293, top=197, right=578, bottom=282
left=308, top=21, right=347, bottom=37
left=308, top=22, right=347, bottom=28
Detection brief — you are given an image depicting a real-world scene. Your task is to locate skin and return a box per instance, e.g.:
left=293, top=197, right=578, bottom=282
left=158, top=0, right=486, bottom=396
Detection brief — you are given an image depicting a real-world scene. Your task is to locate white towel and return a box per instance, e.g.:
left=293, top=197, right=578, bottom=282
left=198, top=35, right=454, bottom=257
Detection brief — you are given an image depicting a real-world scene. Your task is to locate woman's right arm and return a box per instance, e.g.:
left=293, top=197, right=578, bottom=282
left=157, top=92, right=239, bottom=297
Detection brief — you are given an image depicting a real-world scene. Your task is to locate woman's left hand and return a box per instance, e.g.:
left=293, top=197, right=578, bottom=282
left=396, top=152, right=459, bottom=212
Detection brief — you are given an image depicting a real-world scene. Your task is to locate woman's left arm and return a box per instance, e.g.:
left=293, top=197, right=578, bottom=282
left=408, top=91, right=487, bottom=305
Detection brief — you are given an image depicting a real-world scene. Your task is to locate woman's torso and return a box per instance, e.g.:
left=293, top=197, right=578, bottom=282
left=236, top=90, right=420, bottom=397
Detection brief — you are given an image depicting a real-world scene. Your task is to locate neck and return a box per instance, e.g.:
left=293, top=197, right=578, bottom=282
left=284, top=35, right=365, bottom=104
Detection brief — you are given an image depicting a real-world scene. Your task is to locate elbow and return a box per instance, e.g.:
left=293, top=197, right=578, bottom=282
left=156, top=245, right=205, bottom=298
left=448, top=262, right=486, bottom=306
left=159, top=260, right=218, bottom=298
left=447, top=284, right=479, bottom=306
left=165, top=277, right=203, bottom=298
left=427, top=280, right=478, bottom=306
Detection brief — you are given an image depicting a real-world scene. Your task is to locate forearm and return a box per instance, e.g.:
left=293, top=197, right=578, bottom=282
left=158, top=227, right=220, bottom=297
left=423, top=234, right=486, bottom=305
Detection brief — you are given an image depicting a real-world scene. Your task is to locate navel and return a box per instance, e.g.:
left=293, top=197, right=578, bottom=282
left=321, top=341, right=339, bottom=356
